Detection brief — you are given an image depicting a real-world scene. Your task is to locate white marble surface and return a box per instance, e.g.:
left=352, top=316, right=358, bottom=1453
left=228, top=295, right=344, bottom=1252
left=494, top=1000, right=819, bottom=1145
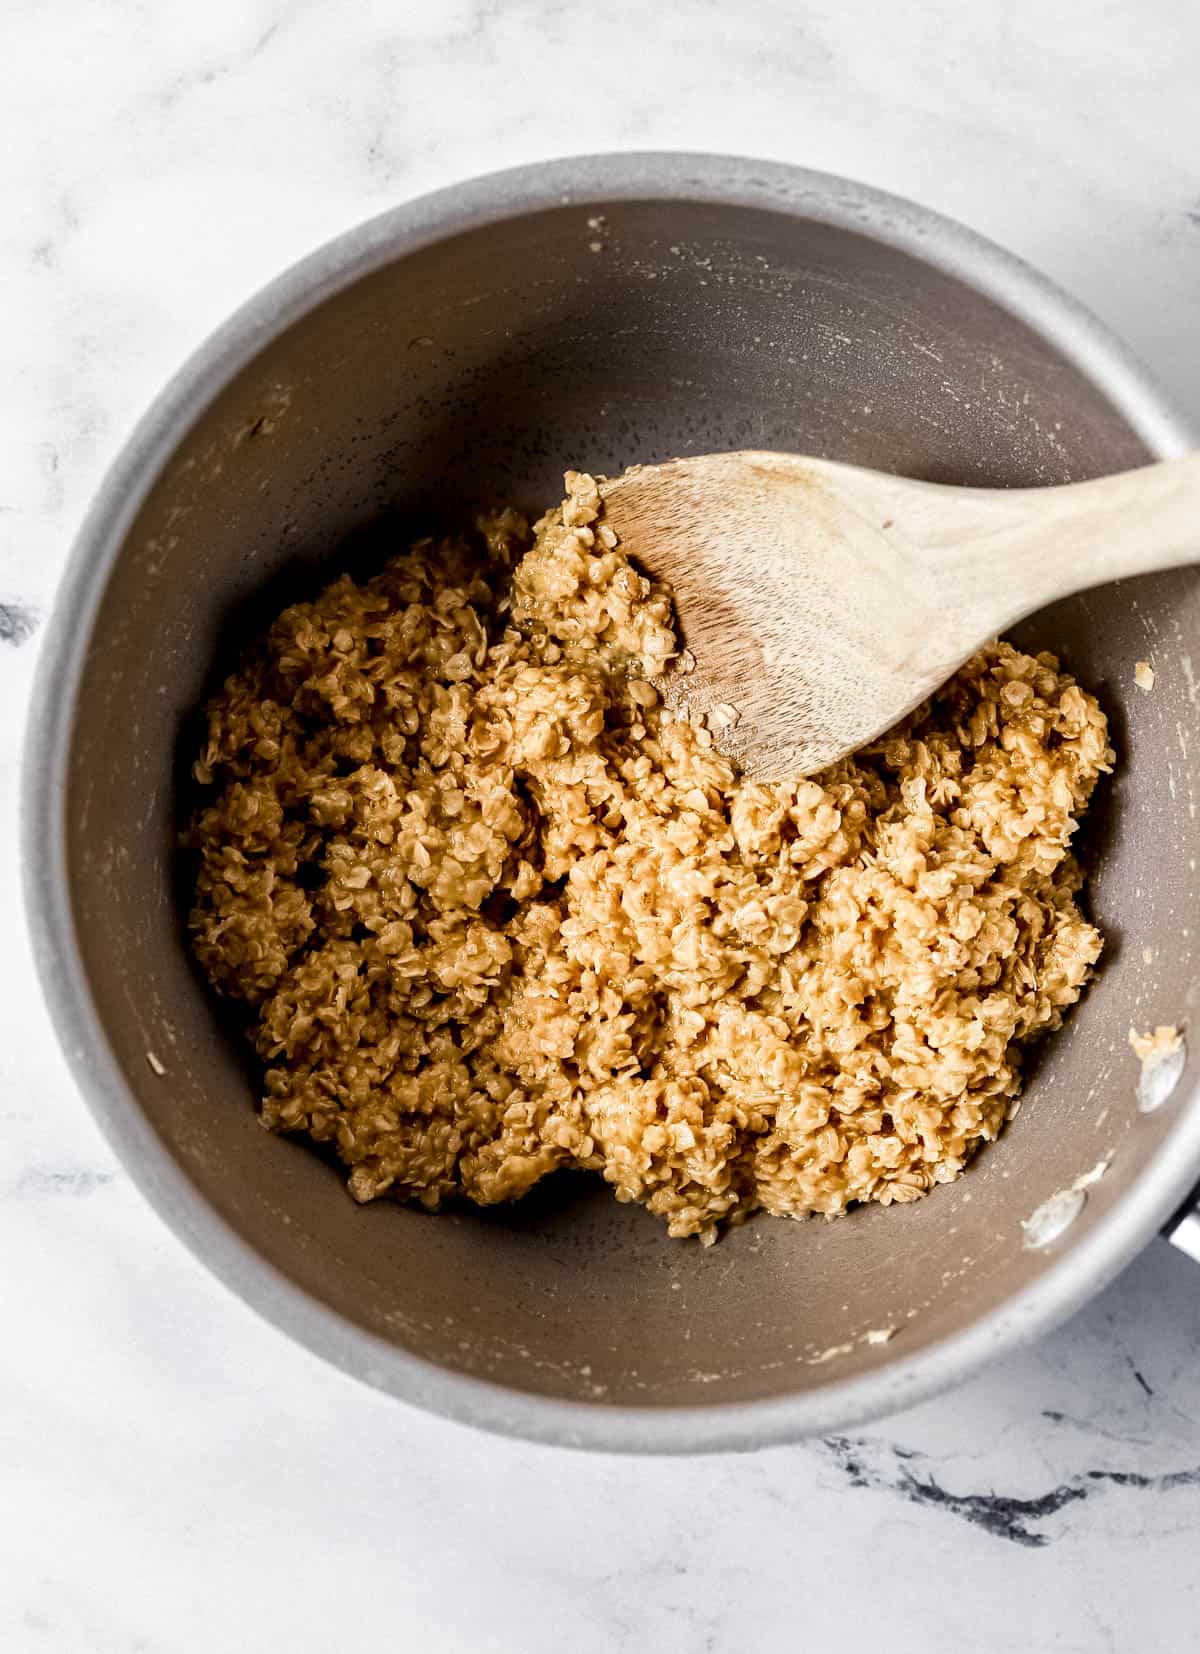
left=4, top=1, right=1200, bottom=1648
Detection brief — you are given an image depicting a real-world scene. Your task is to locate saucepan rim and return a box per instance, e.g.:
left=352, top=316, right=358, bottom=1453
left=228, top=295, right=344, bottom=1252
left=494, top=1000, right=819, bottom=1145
left=22, top=151, right=1200, bottom=1453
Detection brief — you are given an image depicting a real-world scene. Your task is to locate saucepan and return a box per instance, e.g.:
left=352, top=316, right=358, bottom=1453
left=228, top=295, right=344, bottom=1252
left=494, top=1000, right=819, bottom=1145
left=24, top=154, right=1200, bottom=1451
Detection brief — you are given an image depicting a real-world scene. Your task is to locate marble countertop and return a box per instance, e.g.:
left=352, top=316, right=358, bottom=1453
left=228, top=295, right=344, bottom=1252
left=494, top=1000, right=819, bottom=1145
left=4, top=2, right=1200, bottom=1648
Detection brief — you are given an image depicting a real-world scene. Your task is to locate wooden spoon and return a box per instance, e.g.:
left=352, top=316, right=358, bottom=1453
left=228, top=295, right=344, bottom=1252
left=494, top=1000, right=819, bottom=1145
left=600, top=451, right=1200, bottom=779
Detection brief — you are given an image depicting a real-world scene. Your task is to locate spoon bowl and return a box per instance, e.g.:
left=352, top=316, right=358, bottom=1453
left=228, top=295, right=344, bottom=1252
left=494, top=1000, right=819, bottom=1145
left=603, top=449, right=1200, bottom=778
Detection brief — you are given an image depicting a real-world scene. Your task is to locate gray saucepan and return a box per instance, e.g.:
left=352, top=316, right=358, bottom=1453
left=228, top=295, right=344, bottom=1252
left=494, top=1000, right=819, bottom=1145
left=23, top=154, right=1200, bottom=1453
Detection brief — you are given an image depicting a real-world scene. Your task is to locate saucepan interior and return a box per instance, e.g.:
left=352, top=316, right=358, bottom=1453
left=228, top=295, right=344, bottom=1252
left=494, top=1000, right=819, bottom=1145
left=29, top=158, right=1200, bottom=1450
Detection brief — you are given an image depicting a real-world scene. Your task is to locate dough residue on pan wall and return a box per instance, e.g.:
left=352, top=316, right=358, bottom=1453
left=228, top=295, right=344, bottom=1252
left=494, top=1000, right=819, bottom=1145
left=186, top=473, right=1113, bottom=1243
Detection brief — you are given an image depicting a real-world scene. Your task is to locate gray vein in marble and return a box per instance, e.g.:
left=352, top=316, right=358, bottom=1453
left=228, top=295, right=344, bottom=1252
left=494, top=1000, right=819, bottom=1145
left=0, top=601, right=39, bottom=646
left=1125, top=1356, right=1155, bottom=1398
left=15, top=1166, right=116, bottom=1197
left=29, top=189, right=82, bottom=274
left=822, top=1434, right=1200, bottom=1547
left=145, top=20, right=282, bottom=118
left=1041, top=1409, right=1157, bottom=1449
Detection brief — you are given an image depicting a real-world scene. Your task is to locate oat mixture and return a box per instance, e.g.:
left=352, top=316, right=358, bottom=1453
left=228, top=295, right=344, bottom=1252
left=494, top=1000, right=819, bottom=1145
left=187, top=472, right=1112, bottom=1243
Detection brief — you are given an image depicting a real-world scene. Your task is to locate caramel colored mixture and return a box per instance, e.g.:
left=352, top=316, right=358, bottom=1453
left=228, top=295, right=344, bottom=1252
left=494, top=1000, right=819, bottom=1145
left=188, top=473, right=1111, bottom=1242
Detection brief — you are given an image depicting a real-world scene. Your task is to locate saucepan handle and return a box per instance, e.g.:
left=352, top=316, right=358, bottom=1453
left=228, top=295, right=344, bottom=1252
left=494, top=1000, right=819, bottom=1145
left=1165, top=1191, right=1200, bottom=1262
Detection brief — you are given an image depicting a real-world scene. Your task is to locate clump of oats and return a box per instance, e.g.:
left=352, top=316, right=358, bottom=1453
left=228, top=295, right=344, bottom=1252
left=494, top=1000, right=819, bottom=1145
left=187, top=473, right=1113, bottom=1243
left=1129, top=1024, right=1182, bottom=1065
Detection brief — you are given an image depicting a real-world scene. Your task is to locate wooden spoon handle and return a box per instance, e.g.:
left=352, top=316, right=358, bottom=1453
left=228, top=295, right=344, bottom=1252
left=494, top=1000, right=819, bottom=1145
left=904, top=452, right=1200, bottom=645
